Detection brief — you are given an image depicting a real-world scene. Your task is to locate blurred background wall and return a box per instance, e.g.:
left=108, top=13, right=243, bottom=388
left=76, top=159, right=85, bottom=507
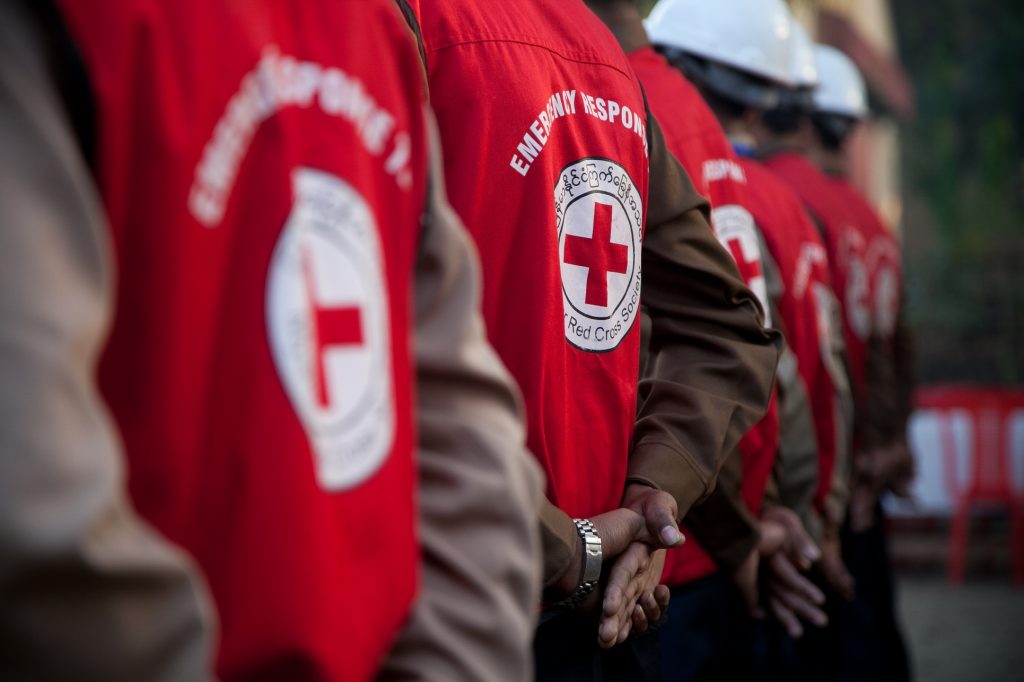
left=638, top=0, right=1024, bottom=387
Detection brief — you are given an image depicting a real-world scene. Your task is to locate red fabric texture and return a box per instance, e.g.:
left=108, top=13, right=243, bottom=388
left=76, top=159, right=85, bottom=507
left=414, top=0, right=651, bottom=518
left=739, top=158, right=844, bottom=511
left=825, top=177, right=903, bottom=351
left=763, top=152, right=869, bottom=404
left=57, top=2, right=426, bottom=679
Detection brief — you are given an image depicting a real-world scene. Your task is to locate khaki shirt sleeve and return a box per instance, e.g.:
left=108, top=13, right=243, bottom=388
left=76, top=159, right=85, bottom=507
left=379, top=113, right=544, bottom=682
left=539, top=497, right=581, bottom=595
left=765, top=227, right=823, bottom=527
left=773, top=347, right=821, bottom=524
left=821, top=286, right=854, bottom=524
left=630, top=115, right=783, bottom=518
left=0, top=4, right=216, bottom=679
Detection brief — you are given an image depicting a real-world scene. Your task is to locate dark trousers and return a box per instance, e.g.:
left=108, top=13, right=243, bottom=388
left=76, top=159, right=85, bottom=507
left=753, top=506, right=912, bottom=682
left=836, top=506, right=912, bottom=682
left=658, top=572, right=754, bottom=682
left=534, top=609, right=660, bottom=682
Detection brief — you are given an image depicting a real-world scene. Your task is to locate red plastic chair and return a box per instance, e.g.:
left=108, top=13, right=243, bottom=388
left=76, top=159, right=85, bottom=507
left=915, top=385, right=1024, bottom=585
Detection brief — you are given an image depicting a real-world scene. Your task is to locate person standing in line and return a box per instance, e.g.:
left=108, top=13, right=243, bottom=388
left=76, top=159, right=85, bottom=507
left=594, top=2, right=846, bottom=678
left=0, top=1, right=544, bottom=679
left=398, top=0, right=782, bottom=678
left=805, top=45, right=915, bottom=682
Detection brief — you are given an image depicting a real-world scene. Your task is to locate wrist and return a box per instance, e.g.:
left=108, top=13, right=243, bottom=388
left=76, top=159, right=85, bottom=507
left=556, top=518, right=603, bottom=610
left=622, top=480, right=657, bottom=507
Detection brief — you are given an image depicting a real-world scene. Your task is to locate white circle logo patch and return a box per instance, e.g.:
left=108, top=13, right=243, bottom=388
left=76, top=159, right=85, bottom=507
left=555, top=159, right=643, bottom=352
left=266, top=168, right=394, bottom=491
left=867, top=237, right=901, bottom=338
left=711, top=204, right=772, bottom=329
left=842, top=227, right=872, bottom=342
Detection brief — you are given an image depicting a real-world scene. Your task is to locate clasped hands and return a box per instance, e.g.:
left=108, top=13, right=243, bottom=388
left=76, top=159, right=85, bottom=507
left=554, top=483, right=684, bottom=649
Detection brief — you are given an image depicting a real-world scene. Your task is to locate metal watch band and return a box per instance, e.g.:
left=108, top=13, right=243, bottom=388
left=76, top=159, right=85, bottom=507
left=556, top=518, right=602, bottom=611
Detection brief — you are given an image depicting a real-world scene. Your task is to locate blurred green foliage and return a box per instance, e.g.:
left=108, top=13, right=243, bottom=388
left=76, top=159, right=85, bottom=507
left=893, top=0, right=1024, bottom=385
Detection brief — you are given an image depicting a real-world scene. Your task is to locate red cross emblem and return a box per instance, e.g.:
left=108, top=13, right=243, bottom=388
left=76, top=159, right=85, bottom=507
left=726, top=238, right=763, bottom=287
left=563, top=202, right=629, bottom=307
left=301, top=245, right=364, bottom=408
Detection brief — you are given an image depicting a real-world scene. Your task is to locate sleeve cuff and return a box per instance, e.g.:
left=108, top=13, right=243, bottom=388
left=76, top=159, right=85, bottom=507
left=538, top=498, right=578, bottom=595
left=627, top=440, right=709, bottom=519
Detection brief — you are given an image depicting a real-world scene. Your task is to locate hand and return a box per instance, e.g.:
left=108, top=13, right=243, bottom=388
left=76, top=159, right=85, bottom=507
left=886, top=440, right=916, bottom=498
left=598, top=543, right=666, bottom=648
left=849, top=447, right=888, bottom=533
left=552, top=507, right=643, bottom=598
left=757, top=508, right=827, bottom=638
left=621, top=483, right=685, bottom=548
left=629, top=551, right=670, bottom=638
left=731, top=516, right=797, bottom=620
left=819, top=529, right=854, bottom=602
left=761, top=505, right=821, bottom=571
left=763, top=551, right=828, bottom=638
left=731, top=546, right=763, bottom=619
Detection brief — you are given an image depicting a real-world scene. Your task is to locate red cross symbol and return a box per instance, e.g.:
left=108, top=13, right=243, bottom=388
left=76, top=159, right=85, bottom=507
left=301, top=245, right=364, bottom=408
left=726, top=238, right=762, bottom=286
left=564, top=202, right=628, bottom=307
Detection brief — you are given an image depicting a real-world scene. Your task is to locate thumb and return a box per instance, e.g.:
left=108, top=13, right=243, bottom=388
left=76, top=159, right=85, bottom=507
left=646, top=502, right=683, bottom=547
left=637, top=490, right=682, bottom=547
left=758, top=521, right=786, bottom=556
left=789, top=521, right=821, bottom=569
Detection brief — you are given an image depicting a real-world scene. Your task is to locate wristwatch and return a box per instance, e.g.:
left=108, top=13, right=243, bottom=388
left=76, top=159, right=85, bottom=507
left=556, top=518, right=603, bottom=610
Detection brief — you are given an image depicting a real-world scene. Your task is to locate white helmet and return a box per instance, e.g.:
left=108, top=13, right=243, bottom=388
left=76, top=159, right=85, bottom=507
left=645, top=0, right=793, bottom=85
left=788, top=18, right=818, bottom=89
left=812, top=45, right=868, bottom=118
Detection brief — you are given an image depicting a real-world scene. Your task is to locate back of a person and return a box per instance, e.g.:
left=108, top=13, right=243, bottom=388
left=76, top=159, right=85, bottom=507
left=629, top=45, right=779, bottom=587
left=413, top=0, right=652, bottom=518
left=739, top=156, right=847, bottom=513
left=55, top=1, right=427, bottom=678
left=628, top=48, right=737, bottom=199
left=826, top=177, right=902, bottom=347
left=762, top=150, right=870, bottom=403
left=825, top=175, right=906, bottom=457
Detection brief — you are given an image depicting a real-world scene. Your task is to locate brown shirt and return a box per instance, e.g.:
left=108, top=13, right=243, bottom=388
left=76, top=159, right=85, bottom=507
left=581, top=3, right=782, bottom=576
left=542, top=100, right=782, bottom=585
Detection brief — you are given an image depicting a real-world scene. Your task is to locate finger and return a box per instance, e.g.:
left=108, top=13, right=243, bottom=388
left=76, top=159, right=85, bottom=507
left=602, top=550, right=641, bottom=617
left=785, top=519, right=821, bottom=568
left=598, top=614, right=621, bottom=649
left=629, top=489, right=682, bottom=547
left=770, top=555, right=825, bottom=604
left=642, top=549, right=667, bottom=592
left=617, top=618, right=632, bottom=646
left=648, top=497, right=683, bottom=548
left=621, top=571, right=646, bottom=615
left=772, top=585, right=828, bottom=628
left=654, top=584, right=671, bottom=610
left=639, top=591, right=662, bottom=624
left=768, top=595, right=804, bottom=639
left=631, top=602, right=649, bottom=635
left=829, top=568, right=856, bottom=602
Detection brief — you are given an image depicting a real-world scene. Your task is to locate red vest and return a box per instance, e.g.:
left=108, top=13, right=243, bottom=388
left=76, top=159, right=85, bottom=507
left=763, top=152, right=870, bottom=406
left=628, top=47, right=779, bottom=585
left=57, top=2, right=426, bottom=679
left=737, top=158, right=845, bottom=511
left=825, top=177, right=903, bottom=351
left=414, top=0, right=651, bottom=518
